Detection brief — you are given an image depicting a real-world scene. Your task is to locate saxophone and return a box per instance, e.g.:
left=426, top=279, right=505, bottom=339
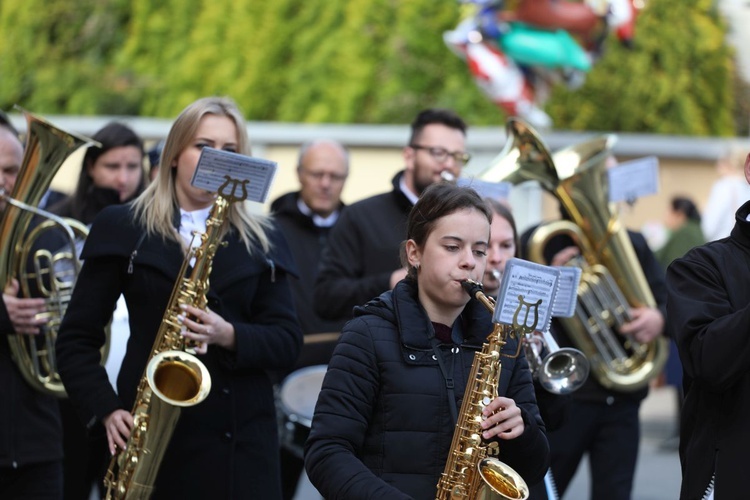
left=104, top=179, right=247, bottom=499
left=435, top=280, right=530, bottom=500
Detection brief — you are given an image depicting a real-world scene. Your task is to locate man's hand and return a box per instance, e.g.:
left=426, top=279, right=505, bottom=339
left=619, top=307, right=664, bottom=344
left=3, top=279, right=46, bottom=335
left=550, top=246, right=580, bottom=267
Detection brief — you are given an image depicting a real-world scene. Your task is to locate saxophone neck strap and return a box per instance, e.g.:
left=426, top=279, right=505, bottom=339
left=429, top=320, right=462, bottom=427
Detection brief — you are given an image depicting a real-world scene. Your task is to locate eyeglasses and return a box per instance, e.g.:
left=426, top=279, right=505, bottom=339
left=409, top=145, right=471, bottom=166
left=301, top=169, right=348, bottom=183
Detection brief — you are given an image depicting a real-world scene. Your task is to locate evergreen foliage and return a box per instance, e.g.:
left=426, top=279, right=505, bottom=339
left=0, top=0, right=741, bottom=135
left=545, top=0, right=735, bottom=135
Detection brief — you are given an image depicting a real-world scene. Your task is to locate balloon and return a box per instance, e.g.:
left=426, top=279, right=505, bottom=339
left=444, top=0, right=638, bottom=128
left=499, top=23, right=592, bottom=71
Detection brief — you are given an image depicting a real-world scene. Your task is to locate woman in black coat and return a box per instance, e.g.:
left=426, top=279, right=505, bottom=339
left=55, top=96, right=302, bottom=499
left=305, top=183, right=549, bottom=499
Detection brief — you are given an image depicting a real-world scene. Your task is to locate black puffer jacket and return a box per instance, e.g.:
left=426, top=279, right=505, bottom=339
left=305, top=279, right=549, bottom=500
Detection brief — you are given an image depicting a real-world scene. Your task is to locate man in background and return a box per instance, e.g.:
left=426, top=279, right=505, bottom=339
left=270, top=139, right=349, bottom=500
left=0, top=111, right=63, bottom=499
left=313, top=108, right=470, bottom=323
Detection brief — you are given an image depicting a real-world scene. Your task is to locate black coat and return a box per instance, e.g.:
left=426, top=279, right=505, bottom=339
left=666, top=201, right=750, bottom=500
left=314, top=171, right=413, bottom=322
left=270, top=191, right=347, bottom=336
left=0, top=303, right=63, bottom=468
left=56, top=204, right=303, bottom=499
left=305, top=279, right=549, bottom=499
left=0, top=213, right=64, bottom=469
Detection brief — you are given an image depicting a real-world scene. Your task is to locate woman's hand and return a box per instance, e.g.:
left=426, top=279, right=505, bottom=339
left=103, top=409, right=134, bottom=456
left=480, top=396, right=525, bottom=440
left=178, top=304, right=236, bottom=353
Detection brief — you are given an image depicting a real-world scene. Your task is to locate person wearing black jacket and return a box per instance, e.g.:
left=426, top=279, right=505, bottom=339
left=665, top=152, right=750, bottom=500
left=519, top=219, right=666, bottom=500
left=314, top=109, right=471, bottom=324
left=305, top=183, right=549, bottom=499
left=270, top=139, right=349, bottom=499
left=0, top=115, right=63, bottom=499
left=55, top=97, right=302, bottom=499
left=48, top=121, right=147, bottom=500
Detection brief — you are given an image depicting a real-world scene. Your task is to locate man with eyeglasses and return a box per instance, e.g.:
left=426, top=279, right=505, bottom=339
left=314, top=108, right=470, bottom=323
left=270, top=139, right=350, bottom=500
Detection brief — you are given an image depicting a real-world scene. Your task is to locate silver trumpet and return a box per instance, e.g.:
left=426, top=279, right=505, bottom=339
left=524, top=329, right=590, bottom=395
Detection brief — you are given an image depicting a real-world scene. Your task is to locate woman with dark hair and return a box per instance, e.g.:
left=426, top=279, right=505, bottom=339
left=49, top=122, right=146, bottom=225
left=656, top=196, right=705, bottom=270
left=481, top=198, right=519, bottom=297
left=305, top=182, right=548, bottom=499
left=48, top=121, right=147, bottom=500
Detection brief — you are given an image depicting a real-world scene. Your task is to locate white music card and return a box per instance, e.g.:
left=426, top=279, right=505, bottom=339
left=458, top=177, right=512, bottom=201
left=551, top=266, right=581, bottom=318
left=494, top=258, right=560, bottom=333
left=190, top=147, right=278, bottom=203
left=607, top=156, right=660, bottom=204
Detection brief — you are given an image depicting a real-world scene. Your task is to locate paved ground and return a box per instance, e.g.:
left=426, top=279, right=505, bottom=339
left=294, top=385, right=683, bottom=500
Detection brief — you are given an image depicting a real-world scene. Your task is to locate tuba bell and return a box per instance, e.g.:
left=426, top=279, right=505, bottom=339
left=476, top=118, right=668, bottom=392
left=0, top=108, right=106, bottom=397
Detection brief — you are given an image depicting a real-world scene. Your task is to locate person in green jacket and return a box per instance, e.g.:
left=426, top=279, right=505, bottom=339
left=656, top=196, right=705, bottom=269
left=655, top=195, right=705, bottom=450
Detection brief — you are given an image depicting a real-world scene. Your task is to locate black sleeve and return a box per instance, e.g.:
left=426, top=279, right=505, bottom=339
left=304, top=320, right=411, bottom=500
left=630, top=231, right=668, bottom=322
left=55, top=254, right=124, bottom=428
left=313, top=209, right=391, bottom=321
left=667, top=250, right=750, bottom=391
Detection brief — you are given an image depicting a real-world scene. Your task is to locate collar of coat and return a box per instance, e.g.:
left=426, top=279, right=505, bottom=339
left=732, top=200, right=750, bottom=248
left=354, top=279, right=492, bottom=349
left=80, top=204, right=298, bottom=292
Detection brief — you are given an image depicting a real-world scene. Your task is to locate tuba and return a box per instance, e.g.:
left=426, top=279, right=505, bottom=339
left=435, top=279, right=529, bottom=500
left=104, top=178, right=248, bottom=499
left=476, top=118, right=668, bottom=392
left=0, top=108, right=104, bottom=397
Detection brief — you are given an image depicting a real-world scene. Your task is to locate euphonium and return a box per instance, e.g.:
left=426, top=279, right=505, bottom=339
left=102, top=185, right=250, bottom=498
left=522, top=329, right=589, bottom=395
left=476, top=118, right=668, bottom=392
left=0, top=108, right=103, bottom=397
left=435, top=279, right=529, bottom=500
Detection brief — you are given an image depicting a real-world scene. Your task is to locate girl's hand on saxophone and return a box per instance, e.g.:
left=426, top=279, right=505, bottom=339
left=103, top=409, right=134, bottom=456
left=480, top=396, right=525, bottom=440
left=178, top=304, right=236, bottom=353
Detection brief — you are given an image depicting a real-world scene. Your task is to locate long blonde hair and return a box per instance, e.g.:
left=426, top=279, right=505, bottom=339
left=131, top=96, right=271, bottom=254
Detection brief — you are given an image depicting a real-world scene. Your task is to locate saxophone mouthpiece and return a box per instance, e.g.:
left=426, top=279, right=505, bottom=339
left=460, top=279, right=484, bottom=298
left=440, top=171, right=456, bottom=182
left=491, top=269, right=501, bottom=281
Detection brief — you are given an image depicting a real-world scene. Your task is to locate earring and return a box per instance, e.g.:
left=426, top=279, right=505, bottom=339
left=415, top=263, right=420, bottom=271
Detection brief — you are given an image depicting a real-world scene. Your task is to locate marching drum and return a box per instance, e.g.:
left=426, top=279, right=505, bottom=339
left=278, top=364, right=328, bottom=459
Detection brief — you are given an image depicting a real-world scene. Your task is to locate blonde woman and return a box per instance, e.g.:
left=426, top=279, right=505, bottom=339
left=56, top=96, right=302, bottom=499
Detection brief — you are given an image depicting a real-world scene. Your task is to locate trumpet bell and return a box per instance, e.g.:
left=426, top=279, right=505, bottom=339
left=538, top=348, right=591, bottom=395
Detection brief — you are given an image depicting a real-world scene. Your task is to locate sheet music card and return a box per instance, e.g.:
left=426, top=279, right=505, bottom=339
left=190, top=147, right=278, bottom=203
left=551, top=266, right=581, bottom=318
left=607, top=156, right=659, bottom=204
left=494, top=258, right=561, bottom=333
left=458, top=177, right=512, bottom=201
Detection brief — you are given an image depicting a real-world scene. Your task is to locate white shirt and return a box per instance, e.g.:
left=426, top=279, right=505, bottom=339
left=297, top=198, right=339, bottom=228
left=701, top=176, right=750, bottom=241
left=179, top=206, right=211, bottom=266
left=399, top=176, right=419, bottom=206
